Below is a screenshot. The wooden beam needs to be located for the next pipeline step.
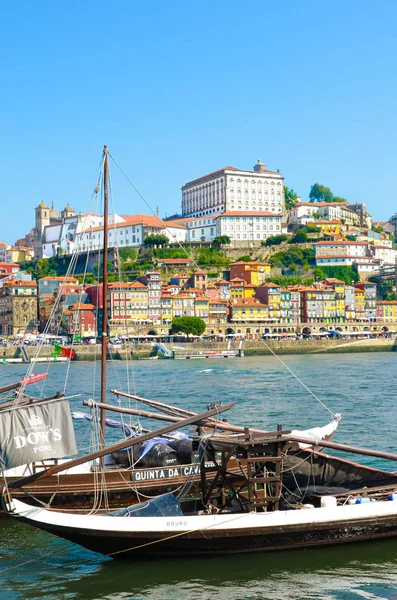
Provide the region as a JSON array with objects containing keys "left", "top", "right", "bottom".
[
  {"left": 110, "top": 389, "right": 290, "bottom": 437},
  {"left": 5, "top": 401, "right": 236, "bottom": 491}
]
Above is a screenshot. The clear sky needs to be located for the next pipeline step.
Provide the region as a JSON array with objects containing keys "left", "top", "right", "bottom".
[{"left": 1, "top": 0, "right": 396, "bottom": 244}]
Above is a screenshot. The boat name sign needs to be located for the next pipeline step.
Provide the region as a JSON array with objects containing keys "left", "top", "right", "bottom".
[
  {"left": 131, "top": 462, "right": 216, "bottom": 482},
  {"left": 0, "top": 400, "right": 77, "bottom": 470}
]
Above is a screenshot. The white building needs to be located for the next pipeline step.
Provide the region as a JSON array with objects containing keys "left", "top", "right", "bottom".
[
  {"left": 314, "top": 241, "right": 371, "bottom": 267},
  {"left": 288, "top": 202, "right": 321, "bottom": 224},
  {"left": 216, "top": 211, "right": 282, "bottom": 243},
  {"left": 370, "top": 244, "right": 397, "bottom": 266},
  {"left": 288, "top": 202, "right": 362, "bottom": 228},
  {"left": 165, "top": 215, "right": 217, "bottom": 242},
  {"left": 182, "top": 159, "right": 285, "bottom": 218},
  {"left": 41, "top": 212, "right": 103, "bottom": 258},
  {"left": 73, "top": 214, "right": 186, "bottom": 254}
]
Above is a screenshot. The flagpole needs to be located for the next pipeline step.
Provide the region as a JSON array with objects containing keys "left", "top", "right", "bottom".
[{"left": 100, "top": 145, "right": 109, "bottom": 449}]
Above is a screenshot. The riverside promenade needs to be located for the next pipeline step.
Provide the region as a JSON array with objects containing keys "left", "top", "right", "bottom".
[{"left": 1, "top": 337, "right": 396, "bottom": 362}]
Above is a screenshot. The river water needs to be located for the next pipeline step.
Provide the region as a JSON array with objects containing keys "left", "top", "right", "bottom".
[{"left": 0, "top": 353, "right": 397, "bottom": 600}]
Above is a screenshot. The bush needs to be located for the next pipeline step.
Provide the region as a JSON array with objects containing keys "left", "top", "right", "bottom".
[
  {"left": 269, "top": 246, "right": 315, "bottom": 270},
  {"left": 237, "top": 255, "right": 252, "bottom": 262},
  {"left": 197, "top": 248, "right": 230, "bottom": 267},
  {"left": 318, "top": 266, "right": 358, "bottom": 285},
  {"left": 288, "top": 231, "right": 308, "bottom": 244},
  {"left": 143, "top": 234, "right": 169, "bottom": 247},
  {"left": 119, "top": 248, "right": 138, "bottom": 262},
  {"left": 212, "top": 235, "right": 231, "bottom": 247},
  {"left": 262, "top": 234, "right": 289, "bottom": 247},
  {"left": 153, "top": 248, "right": 188, "bottom": 259}
]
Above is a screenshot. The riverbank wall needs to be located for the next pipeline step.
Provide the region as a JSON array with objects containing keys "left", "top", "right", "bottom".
[{"left": 2, "top": 337, "right": 396, "bottom": 362}]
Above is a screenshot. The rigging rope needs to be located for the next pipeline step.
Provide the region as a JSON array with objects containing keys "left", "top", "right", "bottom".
[{"left": 108, "top": 151, "right": 335, "bottom": 417}]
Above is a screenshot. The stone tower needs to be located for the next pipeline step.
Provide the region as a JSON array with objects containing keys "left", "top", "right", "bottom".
[
  {"left": 61, "top": 203, "right": 75, "bottom": 219},
  {"left": 35, "top": 201, "right": 50, "bottom": 238}
]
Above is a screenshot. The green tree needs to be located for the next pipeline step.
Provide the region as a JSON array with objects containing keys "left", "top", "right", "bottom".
[
  {"left": 289, "top": 231, "right": 308, "bottom": 244},
  {"left": 119, "top": 247, "right": 138, "bottom": 262},
  {"left": 237, "top": 255, "right": 252, "bottom": 262},
  {"left": 302, "top": 247, "right": 316, "bottom": 264},
  {"left": 375, "top": 279, "right": 395, "bottom": 300},
  {"left": 314, "top": 267, "right": 326, "bottom": 280},
  {"left": 263, "top": 234, "right": 289, "bottom": 246},
  {"left": 284, "top": 186, "right": 299, "bottom": 210},
  {"left": 171, "top": 316, "right": 206, "bottom": 336},
  {"left": 212, "top": 235, "right": 231, "bottom": 248},
  {"left": 143, "top": 234, "right": 169, "bottom": 247},
  {"left": 309, "top": 183, "right": 334, "bottom": 203}
]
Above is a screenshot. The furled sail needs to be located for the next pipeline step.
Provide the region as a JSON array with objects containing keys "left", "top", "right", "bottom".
[{"left": 0, "top": 400, "right": 77, "bottom": 469}]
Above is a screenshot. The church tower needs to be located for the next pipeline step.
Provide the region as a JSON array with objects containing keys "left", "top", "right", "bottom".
[{"left": 35, "top": 201, "right": 50, "bottom": 237}]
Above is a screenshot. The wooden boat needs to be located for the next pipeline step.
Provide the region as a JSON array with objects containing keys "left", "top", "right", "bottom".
[{"left": 6, "top": 427, "right": 397, "bottom": 558}]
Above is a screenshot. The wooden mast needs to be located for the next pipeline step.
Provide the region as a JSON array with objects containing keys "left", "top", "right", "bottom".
[{"left": 100, "top": 145, "right": 109, "bottom": 447}]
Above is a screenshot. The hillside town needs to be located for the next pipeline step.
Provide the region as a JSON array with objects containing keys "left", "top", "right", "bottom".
[{"left": 1, "top": 158, "right": 397, "bottom": 341}]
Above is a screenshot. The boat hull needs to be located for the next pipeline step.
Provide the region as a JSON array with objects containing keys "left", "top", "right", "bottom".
[
  {"left": 10, "top": 499, "right": 397, "bottom": 559},
  {"left": 2, "top": 460, "right": 244, "bottom": 512}
]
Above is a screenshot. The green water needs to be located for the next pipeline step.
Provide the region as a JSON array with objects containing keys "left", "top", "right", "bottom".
[{"left": 0, "top": 353, "right": 397, "bottom": 599}]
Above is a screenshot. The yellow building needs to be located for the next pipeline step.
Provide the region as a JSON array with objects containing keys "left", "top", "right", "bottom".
[
  {"left": 161, "top": 294, "right": 172, "bottom": 327},
  {"left": 194, "top": 296, "right": 209, "bottom": 324},
  {"left": 316, "top": 220, "right": 342, "bottom": 236},
  {"left": 354, "top": 286, "right": 366, "bottom": 321},
  {"left": 377, "top": 301, "right": 397, "bottom": 323},
  {"left": 229, "top": 298, "right": 269, "bottom": 324},
  {"left": 229, "top": 278, "right": 245, "bottom": 299},
  {"left": 229, "top": 261, "right": 271, "bottom": 286},
  {"left": 323, "top": 278, "right": 346, "bottom": 321},
  {"left": 254, "top": 283, "right": 281, "bottom": 321}
]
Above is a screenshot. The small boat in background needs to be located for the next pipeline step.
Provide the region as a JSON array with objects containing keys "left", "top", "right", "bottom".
[{"left": 20, "top": 372, "right": 49, "bottom": 386}]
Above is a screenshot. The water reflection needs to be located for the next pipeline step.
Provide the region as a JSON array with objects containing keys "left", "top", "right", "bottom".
[{"left": 6, "top": 530, "right": 397, "bottom": 600}]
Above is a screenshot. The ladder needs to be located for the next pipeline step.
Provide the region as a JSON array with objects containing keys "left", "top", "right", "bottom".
[{"left": 245, "top": 429, "right": 283, "bottom": 512}]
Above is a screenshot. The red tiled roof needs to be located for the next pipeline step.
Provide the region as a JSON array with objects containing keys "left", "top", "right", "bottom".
[
  {"left": 314, "top": 241, "right": 368, "bottom": 246},
  {"left": 81, "top": 214, "right": 186, "bottom": 233},
  {"left": 323, "top": 278, "right": 346, "bottom": 284},
  {"left": 108, "top": 281, "right": 147, "bottom": 289},
  {"left": 316, "top": 220, "right": 342, "bottom": 224},
  {"left": 230, "top": 261, "right": 270, "bottom": 266},
  {"left": 316, "top": 255, "right": 370, "bottom": 259},
  {"left": 5, "top": 280, "right": 37, "bottom": 287},
  {"left": 40, "top": 276, "right": 79, "bottom": 282},
  {"left": 155, "top": 258, "right": 193, "bottom": 264},
  {"left": 166, "top": 215, "right": 218, "bottom": 224},
  {"left": 231, "top": 298, "right": 267, "bottom": 307},
  {"left": 70, "top": 302, "right": 95, "bottom": 310}
]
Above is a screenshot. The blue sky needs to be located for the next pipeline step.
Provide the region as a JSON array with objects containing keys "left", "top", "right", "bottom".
[{"left": 1, "top": 0, "right": 396, "bottom": 244}]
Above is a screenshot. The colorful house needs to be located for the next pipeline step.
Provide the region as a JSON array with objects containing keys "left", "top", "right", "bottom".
[
  {"left": 254, "top": 283, "right": 281, "bottom": 321},
  {"left": 377, "top": 301, "right": 397, "bottom": 323},
  {"left": 229, "top": 261, "right": 271, "bottom": 286},
  {"left": 229, "top": 298, "right": 269, "bottom": 324}
]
